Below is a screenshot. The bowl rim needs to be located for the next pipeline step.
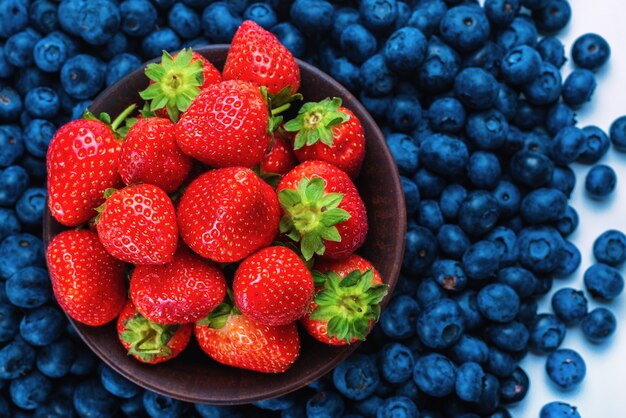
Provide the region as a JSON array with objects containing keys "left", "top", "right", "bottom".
[{"left": 43, "top": 44, "right": 407, "bottom": 404}]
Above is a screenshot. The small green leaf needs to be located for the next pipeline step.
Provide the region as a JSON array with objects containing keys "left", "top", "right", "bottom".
[
  {"left": 312, "top": 270, "right": 328, "bottom": 287},
  {"left": 278, "top": 189, "right": 301, "bottom": 208},
  {"left": 320, "top": 208, "right": 351, "bottom": 226},
  {"left": 320, "top": 226, "right": 341, "bottom": 242},
  {"left": 305, "top": 178, "right": 325, "bottom": 202},
  {"left": 320, "top": 193, "right": 343, "bottom": 209}
]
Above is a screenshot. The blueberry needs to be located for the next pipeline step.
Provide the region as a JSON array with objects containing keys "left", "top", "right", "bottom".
[
  {"left": 332, "top": 354, "right": 379, "bottom": 400},
  {"left": 555, "top": 206, "right": 579, "bottom": 237},
  {"left": 517, "top": 226, "right": 564, "bottom": 273},
  {"left": 533, "top": 0, "right": 571, "bottom": 33},
  {"left": 509, "top": 150, "right": 554, "bottom": 188},
  {"left": 386, "top": 133, "right": 419, "bottom": 176},
  {"left": 495, "top": 84, "right": 518, "bottom": 121},
  {"left": 28, "top": 0, "right": 59, "bottom": 34},
  {"left": 36, "top": 337, "right": 75, "bottom": 379},
  {"left": 394, "top": 1, "right": 411, "bottom": 29},
  {"left": 34, "top": 395, "right": 76, "bottom": 418},
  {"left": 467, "top": 151, "right": 501, "bottom": 189},
  {"left": 593, "top": 229, "right": 626, "bottom": 266},
  {"left": 437, "top": 224, "right": 471, "bottom": 259},
  {"left": 386, "top": 95, "right": 422, "bottom": 133},
  {"left": 70, "top": 345, "right": 97, "bottom": 376},
  {"left": 20, "top": 305, "right": 65, "bottom": 347},
  {"left": 497, "top": 267, "right": 535, "bottom": 298},
  {"left": 416, "top": 278, "right": 446, "bottom": 309},
  {"left": 33, "top": 32, "right": 70, "bottom": 72},
  {"left": 499, "top": 367, "right": 529, "bottom": 404},
  {"left": 462, "top": 240, "right": 500, "bottom": 282},
  {"left": 563, "top": 69, "right": 596, "bottom": 108},
  {"left": 6, "top": 266, "right": 50, "bottom": 308},
  {"left": 571, "top": 33, "right": 611, "bottom": 71},
  {"left": 428, "top": 97, "right": 466, "bottom": 134},
  {"left": 584, "top": 263, "right": 624, "bottom": 301},
  {"left": 486, "top": 347, "right": 517, "bottom": 377},
  {"left": 0, "top": 166, "right": 29, "bottom": 208},
  {"left": 360, "top": 54, "right": 396, "bottom": 97},
  {"left": 417, "top": 200, "right": 444, "bottom": 232},
  {"left": 20, "top": 156, "right": 47, "bottom": 180},
  {"left": 546, "top": 348, "right": 586, "bottom": 390},
  {"left": 518, "top": 299, "right": 539, "bottom": 326},
  {"left": 306, "top": 391, "right": 345, "bottom": 418},
  {"left": 458, "top": 191, "right": 500, "bottom": 237},
  {"left": 166, "top": 3, "right": 201, "bottom": 39},
  {"left": 74, "top": 379, "right": 119, "bottom": 417},
  {"left": 290, "top": 0, "right": 334, "bottom": 34},
  {"left": 438, "top": 185, "right": 466, "bottom": 221},
  {"left": 0, "top": 44, "right": 15, "bottom": 79},
  {"left": 100, "top": 32, "right": 129, "bottom": 61},
  {"left": 521, "top": 0, "right": 549, "bottom": 9},
  {"left": 453, "top": 290, "right": 484, "bottom": 331},
  {"left": 455, "top": 362, "right": 484, "bottom": 402},
  {"left": 24, "top": 86, "right": 60, "bottom": 119},
  {"left": 466, "top": 109, "right": 508, "bottom": 150},
  {"left": 431, "top": 259, "right": 467, "bottom": 291},
  {"left": 413, "top": 353, "right": 457, "bottom": 397},
  {"left": 488, "top": 320, "right": 529, "bottom": 352},
  {"left": 523, "top": 62, "right": 562, "bottom": 106},
  {"left": 418, "top": 36, "right": 462, "bottom": 93},
  {"left": 400, "top": 177, "right": 420, "bottom": 217},
  {"left": 581, "top": 307, "right": 617, "bottom": 344},
  {"left": 379, "top": 343, "right": 414, "bottom": 385},
  {"left": 417, "top": 298, "right": 465, "bottom": 349},
  {"left": 529, "top": 313, "right": 566, "bottom": 353},
  {"left": 486, "top": 227, "right": 519, "bottom": 266},
  {"left": 419, "top": 133, "right": 469, "bottom": 176},
  {"left": 359, "top": 91, "right": 391, "bottom": 119},
  {"left": 449, "top": 334, "right": 489, "bottom": 364},
  {"left": 5, "top": 29, "right": 42, "bottom": 68},
  {"left": 240, "top": 3, "right": 276, "bottom": 31},
  {"left": 60, "top": 54, "right": 106, "bottom": 100},
  {"left": 329, "top": 57, "right": 361, "bottom": 91},
  {"left": 408, "top": 0, "right": 448, "bottom": 37},
  {"left": 537, "top": 36, "right": 567, "bottom": 68},
  {"left": 484, "top": 0, "right": 520, "bottom": 28},
  {"left": 491, "top": 181, "right": 521, "bottom": 219},
  {"left": 15, "top": 66, "right": 54, "bottom": 96},
  {"left": 439, "top": 5, "right": 490, "bottom": 52},
  {"left": 106, "top": 53, "right": 142, "bottom": 87},
  {"left": 76, "top": 0, "right": 121, "bottom": 45},
  {"left": 610, "top": 115, "right": 626, "bottom": 151},
  {"left": 141, "top": 28, "right": 182, "bottom": 59},
  {"left": 384, "top": 27, "right": 427, "bottom": 73},
  {"left": 24, "top": 119, "right": 55, "bottom": 158},
  {"left": 513, "top": 100, "right": 546, "bottom": 131},
  {"left": 0, "top": 304, "right": 20, "bottom": 342},
  {"left": 546, "top": 103, "right": 576, "bottom": 136},
  {"left": 0, "top": 125, "right": 24, "bottom": 167},
  {"left": 10, "top": 370, "right": 52, "bottom": 410},
  {"left": 497, "top": 16, "right": 538, "bottom": 51},
  {"left": 359, "top": 0, "right": 398, "bottom": 33},
  {"left": 475, "top": 373, "right": 501, "bottom": 415},
  {"left": 534, "top": 276, "right": 554, "bottom": 296},
  {"left": 585, "top": 164, "right": 617, "bottom": 198},
  {"left": 549, "top": 166, "right": 576, "bottom": 198},
  {"left": 380, "top": 295, "right": 419, "bottom": 339},
  {"left": 0, "top": 233, "right": 44, "bottom": 279},
  {"left": 143, "top": 390, "right": 188, "bottom": 417},
  {"left": 501, "top": 45, "right": 541, "bottom": 85},
  {"left": 376, "top": 396, "right": 418, "bottom": 418},
  {"left": 352, "top": 395, "right": 383, "bottom": 418},
  {"left": 540, "top": 402, "right": 581, "bottom": 418},
  {"left": 477, "top": 283, "right": 519, "bottom": 323},
  {"left": 553, "top": 240, "right": 581, "bottom": 278},
  {"left": 520, "top": 188, "right": 567, "bottom": 224},
  {"left": 454, "top": 67, "right": 499, "bottom": 110},
  {"left": 402, "top": 225, "right": 437, "bottom": 275},
  {"left": 332, "top": 7, "right": 360, "bottom": 41},
  {"left": 98, "top": 364, "right": 140, "bottom": 399},
  {"left": 579, "top": 125, "right": 610, "bottom": 164},
  {"left": 0, "top": 86, "right": 23, "bottom": 123},
  {"left": 0, "top": 339, "right": 36, "bottom": 379},
  {"left": 340, "top": 24, "right": 377, "bottom": 65},
  {"left": 255, "top": 394, "right": 297, "bottom": 412},
  {"left": 0, "top": 0, "right": 29, "bottom": 38}
]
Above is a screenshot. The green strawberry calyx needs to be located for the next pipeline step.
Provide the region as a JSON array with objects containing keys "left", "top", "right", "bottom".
[
  {"left": 197, "top": 290, "right": 240, "bottom": 330},
  {"left": 284, "top": 97, "right": 349, "bottom": 150},
  {"left": 82, "top": 103, "right": 137, "bottom": 139},
  {"left": 139, "top": 48, "right": 204, "bottom": 123},
  {"left": 120, "top": 313, "right": 180, "bottom": 363},
  {"left": 310, "top": 269, "right": 389, "bottom": 343},
  {"left": 261, "top": 85, "right": 303, "bottom": 134},
  {"left": 278, "top": 176, "right": 351, "bottom": 261}
]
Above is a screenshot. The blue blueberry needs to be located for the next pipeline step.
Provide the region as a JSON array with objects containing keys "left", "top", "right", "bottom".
[
  {"left": 417, "top": 200, "right": 444, "bottom": 232},
  {"left": 593, "top": 229, "right": 626, "bottom": 266},
  {"left": 486, "top": 227, "right": 518, "bottom": 266},
  {"left": 521, "top": 0, "right": 549, "bottom": 9},
  {"left": 329, "top": 58, "right": 360, "bottom": 91},
  {"left": 340, "top": 24, "right": 377, "bottom": 64},
  {"left": 0, "top": 44, "right": 15, "bottom": 78},
  {"left": 458, "top": 191, "right": 500, "bottom": 237},
  {"left": 100, "top": 32, "right": 129, "bottom": 61},
  {"left": 0, "top": 86, "right": 23, "bottom": 123},
  {"left": 255, "top": 395, "right": 296, "bottom": 412},
  {"left": 380, "top": 295, "right": 419, "bottom": 339},
  {"left": 499, "top": 367, "right": 529, "bottom": 404},
  {"left": 522, "top": 130, "right": 551, "bottom": 154},
  {"left": 167, "top": 3, "right": 202, "bottom": 39},
  {"left": 306, "top": 391, "right": 344, "bottom": 418},
  {"left": 413, "top": 353, "right": 457, "bottom": 397},
  {"left": 384, "top": 27, "right": 427, "bottom": 73},
  {"left": 437, "top": 224, "right": 470, "bottom": 259},
  {"left": 534, "top": 276, "right": 554, "bottom": 296},
  {"left": 463, "top": 42, "right": 505, "bottom": 80},
  {"left": 28, "top": 0, "right": 58, "bottom": 34},
  {"left": 529, "top": 313, "right": 566, "bottom": 353},
  {"left": 15, "top": 66, "right": 54, "bottom": 96},
  {"left": 494, "top": 83, "right": 518, "bottom": 121},
  {"left": 518, "top": 299, "right": 539, "bottom": 326},
  {"left": 332, "top": 354, "right": 379, "bottom": 400},
  {"left": 0, "top": 166, "right": 29, "bottom": 207},
  {"left": 58, "top": 0, "right": 88, "bottom": 36},
  {"left": 454, "top": 67, "right": 499, "bottom": 109},
  {"left": 466, "top": 109, "right": 508, "bottom": 150},
  {"left": 555, "top": 206, "right": 579, "bottom": 237},
  {"left": 0, "top": 233, "right": 44, "bottom": 280},
  {"left": 487, "top": 347, "right": 517, "bottom": 377},
  {"left": 98, "top": 364, "right": 140, "bottom": 399},
  {"left": 402, "top": 225, "right": 437, "bottom": 275},
  {"left": 521, "top": 188, "right": 567, "bottom": 224},
  {"left": 455, "top": 362, "right": 484, "bottom": 402},
  {"left": 477, "top": 283, "right": 519, "bottom": 323},
  {"left": 61, "top": 54, "right": 106, "bottom": 100},
  {"left": 143, "top": 390, "right": 188, "bottom": 417},
  {"left": 579, "top": 125, "right": 610, "bottom": 164},
  {"left": 581, "top": 307, "right": 617, "bottom": 344},
  {"left": 419, "top": 133, "right": 469, "bottom": 176},
  {"left": 551, "top": 288, "right": 588, "bottom": 325},
  {"left": 359, "top": 0, "right": 398, "bottom": 33},
  {"left": 610, "top": 115, "right": 626, "bottom": 151},
  {"left": 408, "top": 0, "right": 448, "bottom": 37},
  {"left": 563, "top": 69, "right": 596, "bottom": 108},
  {"left": 20, "top": 305, "right": 65, "bottom": 347},
  {"left": 523, "top": 62, "right": 562, "bottom": 105},
  {"left": 0, "top": 303, "right": 20, "bottom": 342},
  {"left": 394, "top": 1, "right": 411, "bottom": 29},
  {"left": 376, "top": 396, "right": 418, "bottom": 418},
  {"left": 537, "top": 36, "right": 566, "bottom": 69},
  {"left": 0, "top": 126, "right": 24, "bottom": 168},
  {"left": 106, "top": 53, "right": 142, "bottom": 87},
  {"left": 517, "top": 226, "right": 564, "bottom": 273},
  {"left": 352, "top": 395, "right": 383, "bottom": 418},
  {"left": 571, "top": 33, "right": 611, "bottom": 71},
  {"left": 24, "top": 87, "right": 59, "bottom": 119},
  {"left": 243, "top": 4, "right": 278, "bottom": 31},
  {"left": 467, "top": 151, "right": 501, "bottom": 189},
  {"left": 549, "top": 165, "right": 576, "bottom": 198},
  {"left": 418, "top": 36, "right": 461, "bottom": 93},
  {"left": 359, "top": 91, "right": 391, "bottom": 119},
  {"left": 417, "top": 298, "right": 465, "bottom": 349},
  {"left": 10, "top": 370, "right": 52, "bottom": 410},
  {"left": 487, "top": 321, "right": 529, "bottom": 352},
  {"left": 450, "top": 334, "right": 489, "bottom": 364},
  {"left": 431, "top": 259, "right": 467, "bottom": 292},
  {"left": 497, "top": 16, "right": 538, "bottom": 51},
  {"left": 497, "top": 267, "right": 535, "bottom": 298},
  {"left": 553, "top": 240, "right": 581, "bottom": 278},
  {"left": 540, "top": 402, "right": 581, "bottom": 418},
  {"left": 439, "top": 5, "right": 490, "bottom": 52},
  {"left": 36, "top": 337, "right": 75, "bottom": 379},
  {"left": 453, "top": 290, "right": 484, "bottom": 331},
  {"left": 546, "top": 103, "right": 576, "bottom": 136},
  {"left": 415, "top": 278, "right": 446, "bottom": 309},
  {"left": 77, "top": 0, "right": 121, "bottom": 45},
  {"left": 6, "top": 266, "right": 50, "bottom": 308},
  {"left": 379, "top": 343, "right": 414, "bottom": 384},
  {"left": 33, "top": 395, "right": 76, "bottom": 418},
  {"left": 0, "top": 339, "right": 36, "bottom": 379},
  {"left": 584, "top": 263, "right": 624, "bottom": 301},
  {"left": 491, "top": 181, "right": 521, "bottom": 219},
  {"left": 475, "top": 373, "right": 501, "bottom": 415},
  {"left": 360, "top": 54, "right": 396, "bottom": 97},
  {"left": 386, "top": 95, "right": 422, "bottom": 133},
  {"left": 0, "top": 0, "right": 29, "bottom": 38},
  {"left": 513, "top": 100, "right": 546, "bottom": 131},
  {"left": 585, "top": 164, "right": 617, "bottom": 198},
  {"left": 290, "top": 0, "right": 334, "bottom": 34},
  {"left": 33, "top": 32, "right": 71, "bottom": 73},
  {"left": 332, "top": 7, "right": 360, "bottom": 41},
  {"left": 533, "top": 0, "right": 571, "bottom": 33},
  {"left": 546, "top": 348, "right": 586, "bottom": 390},
  {"left": 501, "top": 45, "right": 541, "bottom": 85},
  {"left": 142, "top": 28, "right": 182, "bottom": 59},
  {"left": 5, "top": 29, "right": 42, "bottom": 68},
  {"left": 509, "top": 150, "right": 554, "bottom": 188},
  {"left": 484, "top": 0, "right": 520, "bottom": 28},
  {"left": 428, "top": 97, "right": 466, "bottom": 134},
  {"left": 401, "top": 176, "right": 420, "bottom": 217},
  {"left": 74, "top": 379, "right": 118, "bottom": 418},
  {"left": 386, "top": 133, "right": 419, "bottom": 176},
  {"left": 24, "top": 119, "right": 55, "bottom": 158},
  {"left": 70, "top": 345, "right": 97, "bottom": 376},
  {"left": 439, "top": 184, "right": 467, "bottom": 221},
  {"left": 462, "top": 240, "right": 500, "bottom": 281}
]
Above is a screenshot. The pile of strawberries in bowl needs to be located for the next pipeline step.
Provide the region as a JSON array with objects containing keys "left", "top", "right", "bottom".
[{"left": 44, "top": 21, "right": 389, "bottom": 374}]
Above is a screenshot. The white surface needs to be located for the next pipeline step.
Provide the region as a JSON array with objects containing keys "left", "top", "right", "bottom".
[{"left": 507, "top": 1, "right": 626, "bottom": 417}]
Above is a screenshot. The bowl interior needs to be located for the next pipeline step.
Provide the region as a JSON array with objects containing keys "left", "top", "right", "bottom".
[{"left": 43, "top": 45, "right": 406, "bottom": 405}]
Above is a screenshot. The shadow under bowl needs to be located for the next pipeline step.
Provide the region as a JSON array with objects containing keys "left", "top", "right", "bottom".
[{"left": 43, "top": 45, "right": 406, "bottom": 405}]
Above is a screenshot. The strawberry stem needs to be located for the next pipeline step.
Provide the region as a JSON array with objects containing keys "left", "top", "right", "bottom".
[
  {"left": 111, "top": 104, "right": 138, "bottom": 132},
  {"left": 119, "top": 313, "right": 178, "bottom": 363}
]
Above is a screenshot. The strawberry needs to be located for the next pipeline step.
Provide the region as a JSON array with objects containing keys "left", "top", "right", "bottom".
[
  {"left": 233, "top": 246, "right": 314, "bottom": 326},
  {"left": 130, "top": 246, "right": 227, "bottom": 324},
  {"left": 118, "top": 117, "right": 193, "bottom": 193},
  {"left": 177, "top": 167, "right": 280, "bottom": 263},
  {"left": 46, "top": 230, "right": 126, "bottom": 326},
  {"left": 117, "top": 300, "right": 192, "bottom": 365},
  {"left": 276, "top": 160, "right": 368, "bottom": 261},
  {"left": 175, "top": 80, "right": 272, "bottom": 168},
  {"left": 47, "top": 106, "right": 136, "bottom": 227},
  {"left": 285, "top": 98, "right": 365, "bottom": 179},
  {"left": 260, "top": 129, "right": 297, "bottom": 176},
  {"left": 194, "top": 295, "right": 300, "bottom": 373},
  {"left": 223, "top": 20, "right": 300, "bottom": 96},
  {"left": 300, "top": 254, "right": 388, "bottom": 346},
  {"left": 140, "top": 49, "right": 220, "bottom": 122},
  {"left": 96, "top": 184, "right": 178, "bottom": 265}
]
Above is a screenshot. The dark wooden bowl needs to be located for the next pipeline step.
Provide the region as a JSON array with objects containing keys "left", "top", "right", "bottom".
[{"left": 43, "top": 45, "right": 406, "bottom": 405}]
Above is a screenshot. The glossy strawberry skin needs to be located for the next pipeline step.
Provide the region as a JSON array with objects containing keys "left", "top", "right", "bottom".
[
  {"left": 260, "top": 131, "right": 297, "bottom": 175},
  {"left": 47, "top": 119, "right": 123, "bottom": 226},
  {"left": 277, "top": 161, "right": 368, "bottom": 259},
  {"left": 96, "top": 184, "right": 178, "bottom": 265},
  {"left": 117, "top": 300, "right": 192, "bottom": 365},
  {"left": 293, "top": 107, "right": 365, "bottom": 179},
  {"left": 191, "top": 51, "right": 222, "bottom": 89},
  {"left": 234, "top": 246, "right": 314, "bottom": 326},
  {"left": 223, "top": 20, "right": 300, "bottom": 95},
  {"left": 177, "top": 167, "right": 280, "bottom": 263},
  {"left": 118, "top": 117, "right": 192, "bottom": 193},
  {"left": 130, "top": 247, "right": 227, "bottom": 324},
  {"left": 175, "top": 80, "right": 271, "bottom": 168},
  {"left": 46, "top": 230, "right": 126, "bottom": 326},
  {"left": 194, "top": 314, "right": 300, "bottom": 373},
  {"left": 300, "top": 254, "right": 383, "bottom": 346}
]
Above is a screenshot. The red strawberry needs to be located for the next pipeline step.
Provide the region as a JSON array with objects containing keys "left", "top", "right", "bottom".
[
  {"left": 233, "top": 246, "right": 314, "bottom": 326},
  {"left": 118, "top": 117, "right": 193, "bottom": 193},
  {"left": 276, "top": 160, "right": 368, "bottom": 261},
  {"left": 223, "top": 20, "right": 300, "bottom": 96},
  {"left": 194, "top": 297, "right": 300, "bottom": 373},
  {"left": 46, "top": 230, "right": 126, "bottom": 326},
  {"left": 130, "top": 246, "right": 227, "bottom": 324},
  {"left": 300, "top": 254, "right": 388, "bottom": 346},
  {"left": 175, "top": 80, "right": 272, "bottom": 168},
  {"left": 117, "top": 300, "right": 192, "bottom": 365},
  {"left": 260, "top": 130, "right": 297, "bottom": 176},
  {"left": 96, "top": 184, "right": 178, "bottom": 265},
  {"left": 47, "top": 106, "right": 136, "bottom": 226},
  {"left": 285, "top": 98, "right": 365, "bottom": 179},
  {"left": 140, "top": 49, "right": 220, "bottom": 122},
  {"left": 177, "top": 167, "right": 280, "bottom": 263}
]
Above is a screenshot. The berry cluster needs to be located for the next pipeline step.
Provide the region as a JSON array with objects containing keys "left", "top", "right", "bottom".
[{"left": 0, "top": 0, "right": 625, "bottom": 417}]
